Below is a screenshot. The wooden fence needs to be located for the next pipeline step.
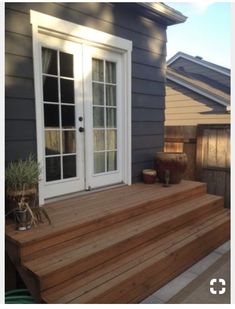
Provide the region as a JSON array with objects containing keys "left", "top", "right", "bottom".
[
  {"left": 164, "top": 126, "right": 197, "bottom": 180},
  {"left": 196, "top": 124, "right": 230, "bottom": 208},
  {"left": 164, "top": 125, "right": 230, "bottom": 208}
]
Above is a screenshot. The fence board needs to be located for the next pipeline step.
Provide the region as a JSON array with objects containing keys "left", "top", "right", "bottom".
[
  {"left": 225, "top": 172, "right": 230, "bottom": 209},
  {"left": 164, "top": 126, "right": 196, "bottom": 180},
  {"left": 164, "top": 142, "right": 183, "bottom": 153},
  {"left": 183, "top": 143, "right": 196, "bottom": 180},
  {"left": 196, "top": 124, "right": 230, "bottom": 208},
  {"left": 165, "top": 124, "right": 230, "bottom": 208}
]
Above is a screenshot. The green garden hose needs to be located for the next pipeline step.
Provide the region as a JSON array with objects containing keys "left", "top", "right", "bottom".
[{"left": 5, "top": 289, "right": 37, "bottom": 304}]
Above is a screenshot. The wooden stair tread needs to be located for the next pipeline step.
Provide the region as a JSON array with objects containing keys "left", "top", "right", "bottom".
[
  {"left": 23, "top": 194, "right": 222, "bottom": 277},
  {"left": 42, "top": 209, "right": 230, "bottom": 303},
  {"left": 5, "top": 181, "right": 206, "bottom": 246},
  {"left": 59, "top": 212, "right": 230, "bottom": 304},
  {"left": 5, "top": 180, "right": 230, "bottom": 304}
]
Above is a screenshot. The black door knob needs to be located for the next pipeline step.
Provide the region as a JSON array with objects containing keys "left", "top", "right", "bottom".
[
  {"left": 78, "top": 116, "right": 83, "bottom": 121},
  {"left": 79, "top": 127, "right": 85, "bottom": 132}
]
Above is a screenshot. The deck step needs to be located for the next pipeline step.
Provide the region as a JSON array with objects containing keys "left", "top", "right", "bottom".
[
  {"left": 6, "top": 181, "right": 206, "bottom": 260},
  {"left": 42, "top": 209, "right": 230, "bottom": 303},
  {"left": 23, "top": 194, "right": 223, "bottom": 291},
  {"left": 5, "top": 181, "right": 230, "bottom": 304}
]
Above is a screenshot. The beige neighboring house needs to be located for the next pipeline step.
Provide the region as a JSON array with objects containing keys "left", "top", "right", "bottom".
[{"left": 165, "top": 52, "right": 230, "bottom": 126}]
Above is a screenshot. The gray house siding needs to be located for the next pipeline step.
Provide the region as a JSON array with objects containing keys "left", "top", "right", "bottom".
[{"left": 5, "top": 2, "right": 167, "bottom": 182}]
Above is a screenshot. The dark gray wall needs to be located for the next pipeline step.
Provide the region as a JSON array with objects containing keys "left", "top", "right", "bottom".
[{"left": 5, "top": 2, "right": 167, "bottom": 182}]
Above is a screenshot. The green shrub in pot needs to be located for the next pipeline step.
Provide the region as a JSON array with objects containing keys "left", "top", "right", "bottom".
[{"left": 5, "top": 154, "right": 51, "bottom": 230}]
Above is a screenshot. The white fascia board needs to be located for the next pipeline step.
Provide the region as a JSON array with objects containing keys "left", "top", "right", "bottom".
[
  {"left": 167, "top": 52, "right": 230, "bottom": 77},
  {"left": 139, "top": 3, "right": 187, "bottom": 24},
  {"left": 167, "top": 75, "right": 229, "bottom": 108},
  {"left": 30, "top": 10, "right": 132, "bottom": 53}
]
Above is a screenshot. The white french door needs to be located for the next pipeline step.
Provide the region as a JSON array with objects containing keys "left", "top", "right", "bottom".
[
  {"left": 38, "top": 35, "right": 123, "bottom": 199},
  {"left": 83, "top": 46, "right": 123, "bottom": 189}
]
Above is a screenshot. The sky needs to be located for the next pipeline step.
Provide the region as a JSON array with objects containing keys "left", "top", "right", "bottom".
[{"left": 165, "top": 2, "right": 231, "bottom": 68}]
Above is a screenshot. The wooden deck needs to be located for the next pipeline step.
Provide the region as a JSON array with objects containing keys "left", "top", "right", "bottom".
[{"left": 5, "top": 180, "right": 230, "bottom": 303}]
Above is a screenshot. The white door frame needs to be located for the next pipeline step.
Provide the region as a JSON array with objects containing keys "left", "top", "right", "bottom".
[{"left": 31, "top": 10, "right": 132, "bottom": 205}]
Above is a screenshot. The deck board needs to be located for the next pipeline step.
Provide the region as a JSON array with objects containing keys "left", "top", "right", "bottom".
[
  {"left": 43, "top": 210, "right": 229, "bottom": 303},
  {"left": 6, "top": 180, "right": 206, "bottom": 246},
  {"left": 24, "top": 194, "right": 221, "bottom": 274},
  {"left": 72, "top": 215, "right": 229, "bottom": 303},
  {"left": 5, "top": 180, "right": 230, "bottom": 304}
]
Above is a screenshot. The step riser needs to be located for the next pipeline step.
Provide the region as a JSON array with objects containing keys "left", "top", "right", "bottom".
[
  {"left": 41, "top": 211, "right": 228, "bottom": 303},
  {"left": 129, "top": 222, "right": 230, "bottom": 304},
  {"left": 39, "top": 197, "right": 222, "bottom": 291},
  {"left": 21, "top": 184, "right": 207, "bottom": 261},
  {"left": 82, "top": 219, "right": 230, "bottom": 303}
]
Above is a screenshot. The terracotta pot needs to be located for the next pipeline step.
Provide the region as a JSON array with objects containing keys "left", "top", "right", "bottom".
[
  {"left": 155, "top": 152, "right": 188, "bottom": 184},
  {"left": 142, "top": 169, "right": 157, "bottom": 184}
]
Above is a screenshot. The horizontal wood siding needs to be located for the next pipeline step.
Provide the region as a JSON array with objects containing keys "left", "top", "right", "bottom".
[
  {"left": 165, "top": 81, "right": 230, "bottom": 126},
  {"left": 5, "top": 3, "right": 37, "bottom": 161},
  {"left": 5, "top": 3, "right": 166, "bottom": 181}
]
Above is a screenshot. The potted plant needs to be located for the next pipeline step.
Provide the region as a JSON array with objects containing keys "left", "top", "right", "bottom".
[{"left": 5, "top": 154, "right": 51, "bottom": 230}]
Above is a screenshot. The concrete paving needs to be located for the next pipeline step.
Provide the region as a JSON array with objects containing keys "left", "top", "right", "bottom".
[{"left": 141, "top": 241, "right": 230, "bottom": 304}]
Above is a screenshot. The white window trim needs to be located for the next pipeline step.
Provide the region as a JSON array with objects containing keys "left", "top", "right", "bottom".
[
  {"left": 30, "top": 10, "right": 132, "bottom": 205},
  {"left": 30, "top": 10, "right": 132, "bottom": 52}
]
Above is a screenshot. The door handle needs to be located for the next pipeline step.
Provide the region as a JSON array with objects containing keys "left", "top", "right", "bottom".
[{"left": 79, "top": 127, "right": 85, "bottom": 133}]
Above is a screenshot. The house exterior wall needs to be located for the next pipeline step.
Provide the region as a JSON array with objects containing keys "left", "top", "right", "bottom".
[
  {"left": 5, "top": 2, "right": 167, "bottom": 182},
  {"left": 165, "top": 80, "right": 230, "bottom": 126}
]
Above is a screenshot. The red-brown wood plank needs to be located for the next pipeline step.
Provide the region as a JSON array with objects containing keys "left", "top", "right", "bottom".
[
  {"left": 42, "top": 209, "right": 227, "bottom": 303},
  {"left": 6, "top": 181, "right": 206, "bottom": 256},
  {"left": 23, "top": 194, "right": 222, "bottom": 290},
  {"left": 5, "top": 180, "right": 230, "bottom": 304},
  {"left": 42, "top": 209, "right": 229, "bottom": 303},
  {"left": 71, "top": 214, "right": 230, "bottom": 303}
]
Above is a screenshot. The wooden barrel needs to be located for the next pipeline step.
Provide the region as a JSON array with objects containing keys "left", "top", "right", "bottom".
[{"left": 155, "top": 152, "right": 188, "bottom": 184}]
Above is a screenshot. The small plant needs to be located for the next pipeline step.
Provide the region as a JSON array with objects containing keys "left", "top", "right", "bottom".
[
  {"left": 12, "top": 191, "right": 51, "bottom": 230},
  {"left": 5, "top": 154, "right": 51, "bottom": 230},
  {"left": 5, "top": 153, "right": 41, "bottom": 193}
]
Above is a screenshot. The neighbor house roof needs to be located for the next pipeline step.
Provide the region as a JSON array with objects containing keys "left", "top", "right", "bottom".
[{"left": 166, "top": 52, "right": 230, "bottom": 111}]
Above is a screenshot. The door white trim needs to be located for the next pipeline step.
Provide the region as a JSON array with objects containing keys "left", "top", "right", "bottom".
[
  {"left": 31, "top": 10, "right": 132, "bottom": 205},
  {"left": 30, "top": 10, "right": 132, "bottom": 52}
]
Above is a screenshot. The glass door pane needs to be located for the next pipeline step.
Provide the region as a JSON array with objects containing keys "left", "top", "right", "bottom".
[
  {"left": 42, "top": 47, "right": 77, "bottom": 182},
  {"left": 92, "top": 59, "right": 117, "bottom": 174}
]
